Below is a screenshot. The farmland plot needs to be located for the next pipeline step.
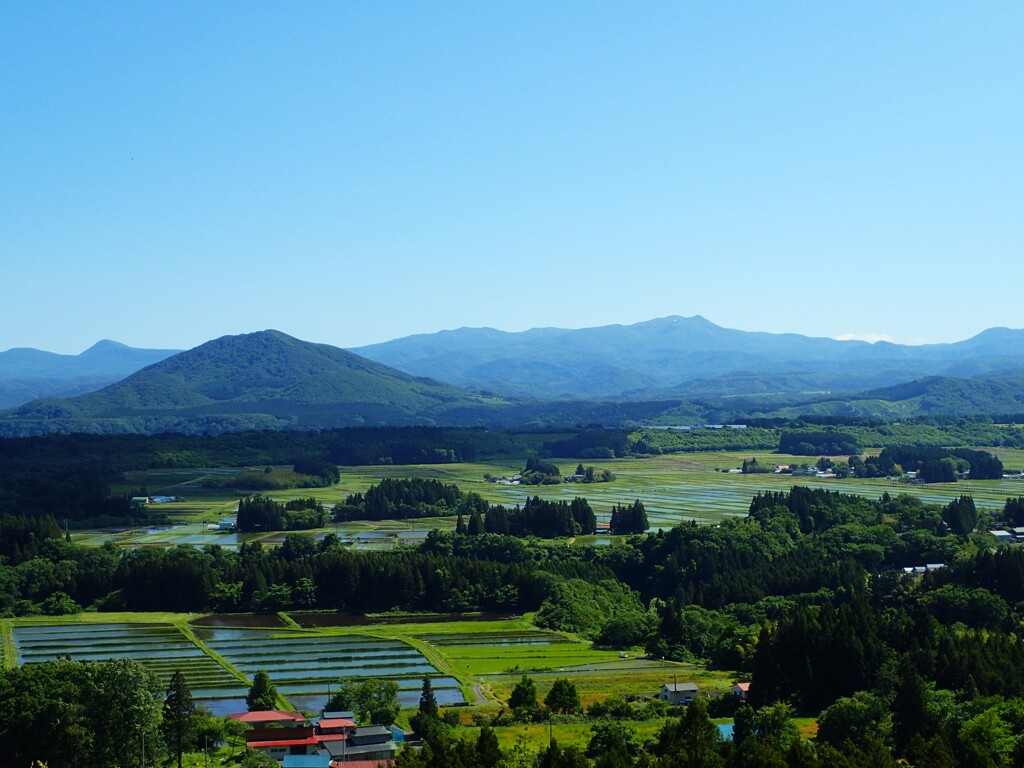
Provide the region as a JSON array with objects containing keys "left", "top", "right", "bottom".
[
  {"left": 11, "top": 622, "right": 248, "bottom": 714},
  {"left": 194, "top": 627, "right": 464, "bottom": 713},
  {"left": 413, "top": 625, "right": 711, "bottom": 709}
]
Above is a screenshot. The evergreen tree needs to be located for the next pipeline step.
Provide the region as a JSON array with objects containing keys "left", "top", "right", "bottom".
[
  {"left": 162, "top": 670, "right": 196, "bottom": 768},
  {"left": 943, "top": 495, "right": 978, "bottom": 536},
  {"left": 246, "top": 669, "right": 278, "bottom": 711},
  {"left": 892, "top": 657, "right": 928, "bottom": 754},
  {"left": 476, "top": 725, "right": 503, "bottom": 768},
  {"left": 418, "top": 676, "right": 439, "bottom": 720}
]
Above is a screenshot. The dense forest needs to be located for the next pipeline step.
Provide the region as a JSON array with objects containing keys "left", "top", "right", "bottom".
[{"left": 6, "top": 485, "right": 1024, "bottom": 765}]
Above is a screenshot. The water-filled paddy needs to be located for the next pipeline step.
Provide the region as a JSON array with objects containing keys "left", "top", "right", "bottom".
[
  {"left": 11, "top": 622, "right": 247, "bottom": 703},
  {"left": 199, "top": 628, "right": 447, "bottom": 692},
  {"left": 191, "top": 613, "right": 287, "bottom": 628},
  {"left": 289, "top": 612, "right": 519, "bottom": 628}
]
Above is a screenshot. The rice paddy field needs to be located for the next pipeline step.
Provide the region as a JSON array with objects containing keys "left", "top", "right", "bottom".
[
  {"left": 1, "top": 612, "right": 700, "bottom": 720},
  {"left": 92, "top": 450, "right": 1024, "bottom": 550}
]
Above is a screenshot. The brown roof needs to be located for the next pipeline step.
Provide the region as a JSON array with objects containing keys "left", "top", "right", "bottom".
[
  {"left": 247, "top": 727, "right": 315, "bottom": 743},
  {"left": 247, "top": 736, "right": 319, "bottom": 748}
]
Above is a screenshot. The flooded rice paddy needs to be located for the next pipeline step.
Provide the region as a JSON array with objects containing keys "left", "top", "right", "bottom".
[{"left": 11, "top": 620, "right": 464, "bottom": 714}]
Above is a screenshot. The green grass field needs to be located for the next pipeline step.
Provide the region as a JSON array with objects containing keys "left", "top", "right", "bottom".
[{"left": 98, "top": 451, "right": 1024, "bottom": 550}]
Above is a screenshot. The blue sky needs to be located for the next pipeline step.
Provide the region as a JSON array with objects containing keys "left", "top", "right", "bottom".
[{"left": 2, "top": 2, "right": 1021, "bottom": 354}]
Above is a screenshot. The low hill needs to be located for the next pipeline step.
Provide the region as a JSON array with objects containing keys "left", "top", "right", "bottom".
[
  {"left": 701, "top": 373, "right": 1024, "bottom": 422},
  {"left": 0, "top": 331, "right": 516, "bottom": 435}
]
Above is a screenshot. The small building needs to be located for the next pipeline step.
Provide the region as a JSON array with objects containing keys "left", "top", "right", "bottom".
[
  {"left": 245, "top": 728, "right": 319, "bottom": 761},
  {"left": 324, "top": 725, "right": 398, "bottom": 763},
  {"left": 130, "top": 496, "right": 149, "bottom": 506},
  {"left": 322, "top": 711, "right": 357, "bottom": 722},
  {"left": 902, "top": 563, "right": 946, "bottom": 577},
  {"left": 660, "top": 681, "right": 699, "bottom": 705},
  {"left": 229, "top": 711, "right": 315, "bottom": 762},
  {"left": 283, "top": 756, "right": 330, "bottom": 768},
  {"left": 732, "top": 682, "right": 751, "bottom": 700},
  {"left": 990, "top": 530, "right": 1015, "bottom": 544}
]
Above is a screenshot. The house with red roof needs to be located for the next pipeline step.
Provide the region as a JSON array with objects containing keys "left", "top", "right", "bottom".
[{"left": 229, "top": 709, "right": 396, "bottom": 765}]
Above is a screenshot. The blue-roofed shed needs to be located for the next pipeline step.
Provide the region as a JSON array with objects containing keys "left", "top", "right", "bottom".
[{"left": 282, "top": 756, "right": 329, "bottom": 768}]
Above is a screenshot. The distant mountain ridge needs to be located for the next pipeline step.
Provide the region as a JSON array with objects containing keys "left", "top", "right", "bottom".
[
  {"left": 2, "top": 319, "right": 1022, "bottom": 436},
  {"left": 0, "top": 330, "right": 515, "bottom": 435},
  {"left": 0, "top": 340, "right": 180, "bottom": 408},
  {"left": 352, "top": 316, "right": 1024, "bottom": 400}
]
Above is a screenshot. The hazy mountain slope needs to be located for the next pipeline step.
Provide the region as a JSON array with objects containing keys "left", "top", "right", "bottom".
[
  {"left": 0, "top": 340, "right": 180, "bottom": 408},
  {"left": 709, "top": 373, "right": 1024, "bottom": 421}
]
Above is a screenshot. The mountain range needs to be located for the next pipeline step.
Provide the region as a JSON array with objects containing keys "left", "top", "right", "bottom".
[
  {"left": 1, "top": 317, "right": 1022, "bottom": 435},
  {"left": 351, "top": 316, "right": 1024, "bottom": 400}
]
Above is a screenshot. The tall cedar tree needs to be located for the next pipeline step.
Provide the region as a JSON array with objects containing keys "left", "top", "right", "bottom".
[
  {"left": 162, "top": 670, "right": 196, "bottom": 768},
  {"left": 418, "top": 676, "right": 439, "bottom": 719}
]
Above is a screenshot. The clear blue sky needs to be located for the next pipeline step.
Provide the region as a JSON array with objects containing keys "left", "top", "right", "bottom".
[{"left": 2, "top": 2, "right": 1021, "bottom": 354}]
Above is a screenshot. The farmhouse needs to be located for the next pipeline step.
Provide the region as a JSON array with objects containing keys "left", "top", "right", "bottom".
[
  {"left": 989, "top": 530, "right": 1015, "bottom": 544},
  {"left": 660, "top": 681, "right": 699, "bottom": 705},
  {"left": 323, "top": 725, "right": 399, "bottom": 763},
  {"left": 732, "top": 682, "right": 751, "bottom": 700},
  {"left": 229, "top": 710, "right": 398, "bottom": 765}
]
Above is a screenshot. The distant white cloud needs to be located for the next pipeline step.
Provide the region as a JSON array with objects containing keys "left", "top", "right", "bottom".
[{"left": 834, "top": 332, "right": 897, "bottom": 344}]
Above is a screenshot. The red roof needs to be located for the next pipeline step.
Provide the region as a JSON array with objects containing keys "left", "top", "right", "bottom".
[
  {"left": 734, "top": 682, "right": 751, "bottom": 691},
  {"left": 247, "top": 736, "right": 319, "bottom": 748},
  {"left": 315, "top": 733, "right": 348, "bottom": 743},
  {"left": 318, "top": 718, "right": 356, "bottom": 730},
  {"left": 229, "top": 710, "right": 307, "bottom": 724}
]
